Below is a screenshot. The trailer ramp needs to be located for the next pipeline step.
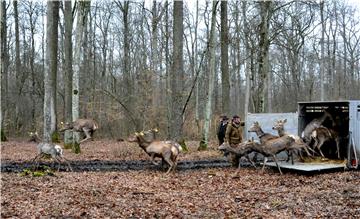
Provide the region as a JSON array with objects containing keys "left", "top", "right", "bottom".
[{"left": 265, "top": 160, "right": 346, "bottom": 172}]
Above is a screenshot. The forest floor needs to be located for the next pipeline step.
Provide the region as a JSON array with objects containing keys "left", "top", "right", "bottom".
[{"left": 1, "top": 139, "right": 360, "bottom": 218}]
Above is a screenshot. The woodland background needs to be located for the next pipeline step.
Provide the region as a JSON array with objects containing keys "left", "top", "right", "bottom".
[{"left": 1, "top": 0, "right": 360, "bottom": 145}]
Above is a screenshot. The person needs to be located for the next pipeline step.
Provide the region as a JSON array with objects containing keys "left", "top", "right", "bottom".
[
  {"left": 217, "top": 115, "right": 229, "bottom": 146},
  {"left": 224, "top": 115, "right": 245, "bottom": 166}
]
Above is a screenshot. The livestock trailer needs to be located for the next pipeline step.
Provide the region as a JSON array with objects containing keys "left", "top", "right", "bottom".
[
  {"left": 245, "top": 100, "right": 360, "bottom": 172},
  {"left": 298, "top": 100, "right": 359, "bottom": 169}
]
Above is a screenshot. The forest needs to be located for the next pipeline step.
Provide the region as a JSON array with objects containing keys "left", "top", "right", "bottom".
[
  {"left": 1, "top": 0, "right": 360, "bottom": 144},
  {"left": 2, "top": 1, "right": 360, "bottom": 218}
]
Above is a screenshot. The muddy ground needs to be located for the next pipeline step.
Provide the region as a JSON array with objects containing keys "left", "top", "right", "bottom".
[{"left": 1, "top": 140, "right": 360, "bottom": 218}]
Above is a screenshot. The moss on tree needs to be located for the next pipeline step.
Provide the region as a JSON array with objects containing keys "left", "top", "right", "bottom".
[
  {"left": 72, "top": 141, "right": 81, "bottom": 154},
  {"left": 178, "top": 138, "right": 188, "bottom": 152},
  {"left": 198, "top": 139, "right": 208, "bottom": 151},
  {"left": 51, "top": 131, "right": 60, "bottom": 143},
  {"left": 1, "top": 129, "right": 7, "bottom": 142}
]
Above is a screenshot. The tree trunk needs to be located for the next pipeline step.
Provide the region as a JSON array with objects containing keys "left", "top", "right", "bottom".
[
  {"left": 64, "top": 0, "right": 74, "bottom": 148},
  {"left": 72, "top": 1, "right": 90, "bottom": 152},
  {"left": 170, "top": 1, "right": 184, "bottom": 141},
  {"left": 242, "top": 1, "right": 250, "bottom": 118},
  {"left": 43, "top": 1, "right": 59, "bottom": 142},
  {"left": 1, "top": 0, "right": 8, "bottom": 134},
  {"left": 13, "top": 0, "right": 21, "bottom": 132},
  {"left": 199, "top": 1, "right": 218, "bottom": 150},
  {"left": 257, "top": 1, "right": 272, "bottom": 113},
  {"left": 64, "top": 0, "right": 73, "bottom": 122},
  {"left": 320, "top": 0, "right": 325, "bottom": 101},
  {"left": 220, "top": 1, "right": 230, "bottom": 115}
]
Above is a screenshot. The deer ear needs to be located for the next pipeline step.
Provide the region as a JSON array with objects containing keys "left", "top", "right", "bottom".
[
  {"left": 140, "top": 132, "right": 144, "bottom": 136},
  {"left": 135, "top": 132, "right": 139, "bottom": 136},
  {"left": 153, "top": 128, "right": 159, "bottom": 133}
]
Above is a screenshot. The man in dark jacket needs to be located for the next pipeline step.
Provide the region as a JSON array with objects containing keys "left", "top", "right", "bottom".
[
  {"left": 224, "top": 115, "right": 245, "bottom": 166},
  {"left": 217, "top": 115, "right": 229, "bottom": 146}
]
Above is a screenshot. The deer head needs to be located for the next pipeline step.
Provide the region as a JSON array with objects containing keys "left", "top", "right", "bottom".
[{"left": 272, "top": 119, "right": 287, "bottom": 131}]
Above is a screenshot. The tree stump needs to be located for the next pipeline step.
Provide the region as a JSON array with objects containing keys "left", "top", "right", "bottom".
[{"left": 64, "top": 130, "right": 81, "bottom": 154}]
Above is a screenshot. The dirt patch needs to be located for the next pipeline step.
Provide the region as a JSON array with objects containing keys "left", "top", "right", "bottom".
[{"left": 1, "top": 140, "right": 360, "bottom": 218}]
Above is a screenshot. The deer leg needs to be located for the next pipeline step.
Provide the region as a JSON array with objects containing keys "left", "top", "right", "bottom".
[
  {"left": 261, "top": 157, "right": 268, "bottom": 172},
  {"left": 272, "top": 155, "right": 283, "bottom": 175},
  {"left": 53, "top": 156, "right": 62, "bottom": 171},
  {"left": 31, "top": 153, "right": 42, "bottom": 170},
  {"left": 312, "top": 137, "right": 319, "bottom": 156},
  {"left": 149, "top": 153, "right": 158, "bottom": 166},
  {"left": 245, "top": 155, "right": 257, "bottom": 169},
  {"left": 163, "top": 153, "right": 174, "bottom": 174},
  {"left": 317, "top": 138, "right": 326, "bottom": 157},
  {"left": 335, "top": 137, "right": 340, "bottom": 159},
  {"left": 60, "top": 156, "right": 73, "bottom": 171},
  {"left": 80, "top": 127, "right": 92, "bottom": 143},
  {"left": 172, "top": 156, "right": 178, "bottom": 172}
]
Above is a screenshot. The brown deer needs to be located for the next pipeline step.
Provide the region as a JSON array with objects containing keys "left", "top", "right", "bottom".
[
  {"left": 248, "top": 121, "right": 278, "bottom": 143},
  {"left": 60, "top": 119, "right": 99, "bottom": 143},
  {"left": 272, "top": 119, "right": 314, "bottom": 163},
  {"left": 246, "top": 136, "right": 296, "bottom": 174},
  {"left": 127, "top": 130, "right": 182, "bottom": 174},
  {"left": 218, "top": 141, "right": 256, "bottom": 169},
  {"left": 311, "top": 126, "right": 340, "bottom": 159},
  {"left": 248, "top": 121, "right": 296, "bottom": 163},
  {"left": 301, "top": 110, "right": 335, "bottom": 144},
  {"left": 28, "top": 131, "right": 41, "bottom": 143}
]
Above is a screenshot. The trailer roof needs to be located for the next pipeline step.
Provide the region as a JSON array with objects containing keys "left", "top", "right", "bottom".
[{"left": 298, "top": 100, "right": 360, "bottom": 104}]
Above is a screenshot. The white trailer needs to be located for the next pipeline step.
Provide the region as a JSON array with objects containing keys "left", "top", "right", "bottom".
[{"left": 245, "top": 100, "right": 359, "bottom": 172}]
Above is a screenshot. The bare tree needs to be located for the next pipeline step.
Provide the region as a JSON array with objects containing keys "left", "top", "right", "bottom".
[
  {"left": 43, "top": 1, "right": 59, "bottom": 142},
  {"left": 220, "top": 1, "right": 230, "bottom": 115},
  {"left": 257, "top": 1, "right": 272, "bottom": 113},
  {"left": 242, "top": 1, "right": 251, "bottom": 121},
  {"left": 13, "top": 0, "right": 22, "bottom": 131},
  {"left": 64, "top": 0, "right": 73, "bottom": 123},
  {"left": 71, "top": 1, "right": 90, "bottom": 151},
  {"left": 169, "top": 1, "right": 184, "bottom": 141},
  {"left": 199, "top": 1, "right": 219, "bottom": 150},
  {"left": 320, "top": 0, "right": 325, "bottom": 101},
  {"left": 1, "top": 0, "right": 8, "bottom": 134}
]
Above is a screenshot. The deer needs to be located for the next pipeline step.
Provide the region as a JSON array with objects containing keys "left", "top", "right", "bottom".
[
  {"left": 248, "top": 121, "right": 294, "bottom": 163},
  {"left": 248, "top": 121, "right": 278, "bottom": 143},
  {"left": 32, "top": 142, "right": 72, "bottom": 171},
  {"left": 28, "top": 131, "right": 41, "bottom": 143},
  {"left": 272, "top": 119, "right": 314, "bottom": 163},
  {"left": 246, "top": 136, "right": 296, "bottom": 175},
  {"left": 311, "top": 126, "right": 340, "bottom": 159},
  {"left": 127, "top": 129, "right": 182, "bottom": 174},
  {"left": 60, "top": 118, "right": 99, "bottom": 143},
  {"left": 301, "top": 110, "right": 335, "bottom": 144},
  {"left": 218, "top": 141, "right": 256, "bottom": 169}
]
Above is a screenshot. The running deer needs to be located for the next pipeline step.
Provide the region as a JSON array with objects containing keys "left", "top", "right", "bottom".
[
  {"left": 301, "top": 110, "right": 335, "bottom": 144},
  {"left": 60, "top": 119, "right": 99, "bottom": 143},
  {"left": 311, "top": 126, "right": 340, "bottom": 159},
  {"left": 248, "top": 121, "right": 294, "bottom": 163},
  {"left": 28, "top": 131, "right": 41, "bottom": 143},
  {"left": 272, "top": 119, "right": 314, "bottom": 163},
  {"left": 247, "top": 136, "right": 295, "bottom": 175},
  {"left": 248, "top": 121, "right": 278, "bottom": 143},
  {"left": 218, "top": 141, "right": 256, "bottom": 169},
  {"left": 32, "top": 142, "right": 72, "bottom": 171},
  {"left": 127, "top": 129, "right": 182, "bottom": 174}
]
